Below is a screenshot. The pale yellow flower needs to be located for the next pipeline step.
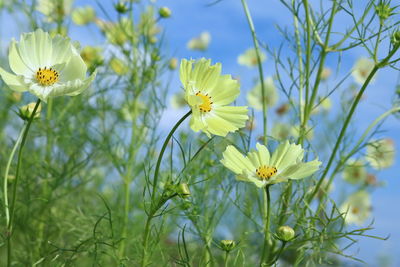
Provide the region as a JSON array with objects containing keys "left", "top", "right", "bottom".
[
  {"left": 180, "top": 58, "right": 248, "bottom": 137},
  {"left": 0, "top": 29, "right": 96, "bottom": 102},
  {"left": 37, "top": 0, "right": 73, "bottom": 22},
  {"left": 72, "top": 6, "right": 96, "bottom": 25},
  {"left": 187, "top": 32, "right": 211, "bottom": 51},
  {"left": 365, "top": 138, "right": 395, "bottom": 170},
  {"left": 342, "top": 159, "right": 368, "bottom": 184},
  {"left": 352, "top": 58, "right": 376, "bottom": 85},
  {"left": 237, "top": 48, "right": 266, "bottom": 68},
  {"left": 246, "top": 77, "right": 278, "bottom": 110},
  {"left": 340, "top": 191, "right": 371, "bottom": 226}
]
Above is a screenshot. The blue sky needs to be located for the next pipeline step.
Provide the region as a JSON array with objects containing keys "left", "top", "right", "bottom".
[{"left": 1, "top": 0, "right": 400, "bottom": 265}]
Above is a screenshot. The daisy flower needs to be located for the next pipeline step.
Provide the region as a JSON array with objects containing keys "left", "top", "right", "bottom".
[
  {"left": 0, "top": 29, "right": 96, "bottom": 102},
  {"left": 246, "top": 76, "right": 278, "bottom": 110},
  {"left": 180, "top": 58, "right": 248, "bottom": 137},
  {"left": 352, "top": 57, "right": 376, "bottom": 85},
  {"left": 220, "top": 141, "right": 321, "bottom": 187},
  {"left": 340, "top": 191, "right": 371, "bottom": 226},
  {"left": 365, "top": 138, "right": 395, "bottom": 170},
  {"left": 237, "top": 48, "right": 266, "bottom": 68},
  {"left": 187, "top": 31, "right": 211, "bottom": 51}
]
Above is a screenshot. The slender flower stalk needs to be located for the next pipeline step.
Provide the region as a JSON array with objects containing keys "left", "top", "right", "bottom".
[
  {"left": 7, "top": 99, "right": 41, "bottom": 267},
  {"left": 260, "top": 185, "right": 271, "bottom": 265},
  {"left": 141, "top": 110, "right": 191, "bottom": 267}
]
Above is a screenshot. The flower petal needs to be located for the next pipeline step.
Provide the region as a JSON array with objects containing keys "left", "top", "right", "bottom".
[
  {"left": 221, "top": 145, "right": 256, "bottom": 175},
  {"left": 276, "top": 159, "right": 321, "bottom": 180},
  {"left": 270, "top": 141, "right": 304, "bottom": 170},
  {"left": 192, "top": 58, "right": 221, "bottom": 94},
  {"left": 210, "top": 75, "right": 239, "bottom": 105},
  {"left": 0, "top": 67, "right": 27, "bottom": 92},
  {"left": 9, "top": 41, "right": 34, "bottom": 76}
]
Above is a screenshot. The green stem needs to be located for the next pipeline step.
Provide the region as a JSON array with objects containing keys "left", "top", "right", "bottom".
[
  {"left": 3, "top": 125, "right": 26, "bottom": 226},
  {"left": 306, "top": 45, "right": 399, "bottom": 205},
  {"left": 7, "top": 99, "right": 41, "bottom": 267},
  {"left": 260, "top": 185, "right": 271, "bottom": 266},
  {"left": 141, "top": 110, "right": 191, "bottom": 267},
  {"left": 240, "top": 0, "right": 267, "bottom": 144},
  {"left": 224, "top": 251, "right": 230, "bottom": 267}
]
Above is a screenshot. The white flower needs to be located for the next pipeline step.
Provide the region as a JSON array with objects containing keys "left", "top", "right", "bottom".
[
  {"left": 187, "top": 31, "right": 211, "bottom": 51},
  {"left": 246, "top": 76, "right": 278, "bottom": 110},
  {"left": 237, "top": 48, "right": 266, "bottom": 68},
  {"left": 352, "top": 58, "right": 376, "bottom": 85},
  {"left": 340, "top": 191, "right": 371, "bottom": 226},
  {"left": 0, "top": 29, "right": 96, "bottom": 102},
  {"left": 365, "top": 138, "right": 395, "bottom": 170}
]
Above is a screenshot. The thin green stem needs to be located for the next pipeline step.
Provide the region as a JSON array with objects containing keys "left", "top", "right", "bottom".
[
  {"left": 224, "top": 251, "right": 230, "bottom": 267},
  {"left": 7, "top": 99, "right": 41, "bottom": 267},
  {"left": 3, "top": 124, "right": 26, "bottom": 226},
  {"left": 240, "top": 0, "right": 267, "bottom": 144},
  {"left": 141, "top": 110, "right": 191, "bottom": 267},
  {"left": 307, "top": 45, "right": 399, "bottom": 205},
  {"left": 260, "top": 185, "right": 271, "bottom": 266}
]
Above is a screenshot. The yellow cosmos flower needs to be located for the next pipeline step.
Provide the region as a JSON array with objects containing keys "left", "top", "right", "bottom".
[
  {"left": 342, "top": 159, "right": 368, "bottom": 184},
  {"left": 37, "top": 0, "right": 73, "bottom": 22},
  {"left": 221, "top": 141, "right": 321, "bottom": 187},
  {"left": 0, "top": 29, "right": 96, "bottom": 102},
  {"left": 246, "top": 76, "right": 278, "bottom": 110},
  {"left": 72, "top": 6, "right": 96, "bottom": 25},
  {"left": 237, "top": 48, "right": 266, "bottom": 68},
  {"left": 340, "top": 191, "right": 371, "bottom": 226},
  {"left": 365, "top": 138, "right": 395, "bottom": 170},
  {"left": 187, "top": 31, "right": 211, "bottom": 51},
  {"left": 180, "top": 58, "right": 248, "bottom": 137},
  {"left": 352, "top": 57, "right": 376, "bottom": 85}
]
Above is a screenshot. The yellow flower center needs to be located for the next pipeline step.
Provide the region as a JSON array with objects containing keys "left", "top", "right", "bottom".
[
  {"left": 256, "top": 165, "right": 277, "bottom": 180},
  {"left": 36, "top": 67, "right": 59, "bottom": 86},
  {"left": 351, "top": 207, "right": 359, "bottom": 214},
  {"left": 195, "top": 91, "right": 213, "bottom": 112}
]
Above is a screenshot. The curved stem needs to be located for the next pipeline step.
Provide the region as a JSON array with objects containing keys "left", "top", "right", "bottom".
[
  {"left": 7, "top": 99, "right": 41, "bottom": 267},
  {"left": 240, "top": 0, "right": 267, "bottom": 144},
  {"left": 141, "top": 110, "right": 191, "bottom": 267},
  {"left": 3, "top": 124, "right": 26, "bottom": 226},
  {"left": 260, "top": 185, "right": 271, "bottom": 266},
  {"left": 224, "top": 251, "right": 230, "bottom": 267}
]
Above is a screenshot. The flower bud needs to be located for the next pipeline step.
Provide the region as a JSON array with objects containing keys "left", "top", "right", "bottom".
[
  {"left": 375, "top": 1, "right": 394, "bottom": 22},
  {"left": 168, "top": 58, "right": 178, "bottom": 70},
  {"left": 159, "top": 7, "right": 172, "bottom": 18},
  {"left": 18, "top": 102, "right": 42, "bottom": 121},
  {"left": 277, "top": 226, "right": 295, "bottom": 241},
  {"left": 220, "top": 240, "right": 236, "bottom": 252},
  {"left": 391, "top": 31, "right": 400, "bottom": 47},
  {"left": 176, "top": 183, "right": 191, "bottom": 198},
  {"left": 115, "top": 2, "right": 129, "bottom": 14}
]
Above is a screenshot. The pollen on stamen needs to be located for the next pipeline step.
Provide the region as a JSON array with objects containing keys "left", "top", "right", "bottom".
[
  {"left": 195, "top": 91, "right": 213, "bottom": 113},
  {"left": 35, "top": 67, "right": 59, "bottom": 86},
  {"left": 256, "top": 165, "right": 278, "bottom": 180}
]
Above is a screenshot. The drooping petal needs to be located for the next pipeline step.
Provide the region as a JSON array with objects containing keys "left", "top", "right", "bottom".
[
  {"left": 221, "top": 145, "right": 256, "bottom": 175},
  {"left": 0, "top": 67, "right": 27, "bottom": 92}
]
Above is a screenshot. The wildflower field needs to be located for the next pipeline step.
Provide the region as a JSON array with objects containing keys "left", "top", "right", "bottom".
[{"left": 0, "top": 0, "right": 399, "bottom": 266}]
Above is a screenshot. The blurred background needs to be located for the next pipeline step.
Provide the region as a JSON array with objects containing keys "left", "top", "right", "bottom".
[{"left": 0, "top": 0, "right": 399, "bottom": 265}]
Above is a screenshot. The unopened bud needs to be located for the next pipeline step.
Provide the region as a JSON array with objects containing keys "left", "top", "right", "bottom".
[
  {"left": 177, "top": 183, "right": 191, "bottom": 198},
  {"left": 391, "top": 31, "right": 400, "bottom": 47},
  {"left": 115, "top": 2, "right": 128, "bottom": 14},
  {"left": 375, "top": 2, "right": 394, "bottom": 22},
  {"left": 168, "top": 58, "right": 178, "bottom": 70},
  {"left": 220, "top": 240, "right": 236, "bottom": 252},
  {"left": 277, "top": 226, "right": 295, "bottom": 241},
  {"left": 159, "top": 7, "right": 172, "bottom": 18},
  {"left": 19, "top": 102, "right": 42, "bottom": 121}
]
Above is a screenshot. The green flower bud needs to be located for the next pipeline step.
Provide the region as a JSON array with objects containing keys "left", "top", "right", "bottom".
[
  {"left": 159, "top": 7, "right": 172, "bottom": 18},
  {"left": 277, "top": 226, "right": 295, "bottom": 241},
  {"left": 168, "top": 58, "right": 178, "bottom": 70},
  {"left": 220, "top": 240, "right": 236, "bottom": 252},
  {"left": 114, "top": 2, "right": 129, "bottom": 14},
  {"left": 391, "top": 31, "right": 400, "bottom": 47},
  {"left": 176, "top": 183, "right": 191, "bottom": 198},
  {"left": 18, "top": 102, "right": 42, "bottom": 121},
  {"left": 375, "top": 1, "right": 394, "bottom": 22}
]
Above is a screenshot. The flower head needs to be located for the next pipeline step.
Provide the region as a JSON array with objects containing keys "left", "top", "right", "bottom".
[
  {"left": 187, "top": 31, "right": 211, "bottom": 51},
  {"left": 342, "top": 159, "right": 368, "bottom": 184},
  {"left": 246, "top": 76, "right": 278, "bottom": 110},
  {"left": 352, "top": 57, "right": 376, "bottom": 85},
  {"left": 340, "top": 191, "right": 371, "bottom": 226},
  {"left": 0, "top": 29, "right": 95, "bottom": 102},
  {"left": 365, "top": 138, "right": 395, "bottom": 170},
  {"left": 180, "top": 58, "right": 248, "bottom": 137},
  {"left": 237, "top": 48, "right": 266, "bottom": 68},
  {"left": 221, "top": 141, "right": 321, "bottom": 187},
  {"left": 72, "top": 6, "right": 96, "bottom": 25},
  {"left": 37, "top": 0, "right": 73, "bottom": 22}
]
